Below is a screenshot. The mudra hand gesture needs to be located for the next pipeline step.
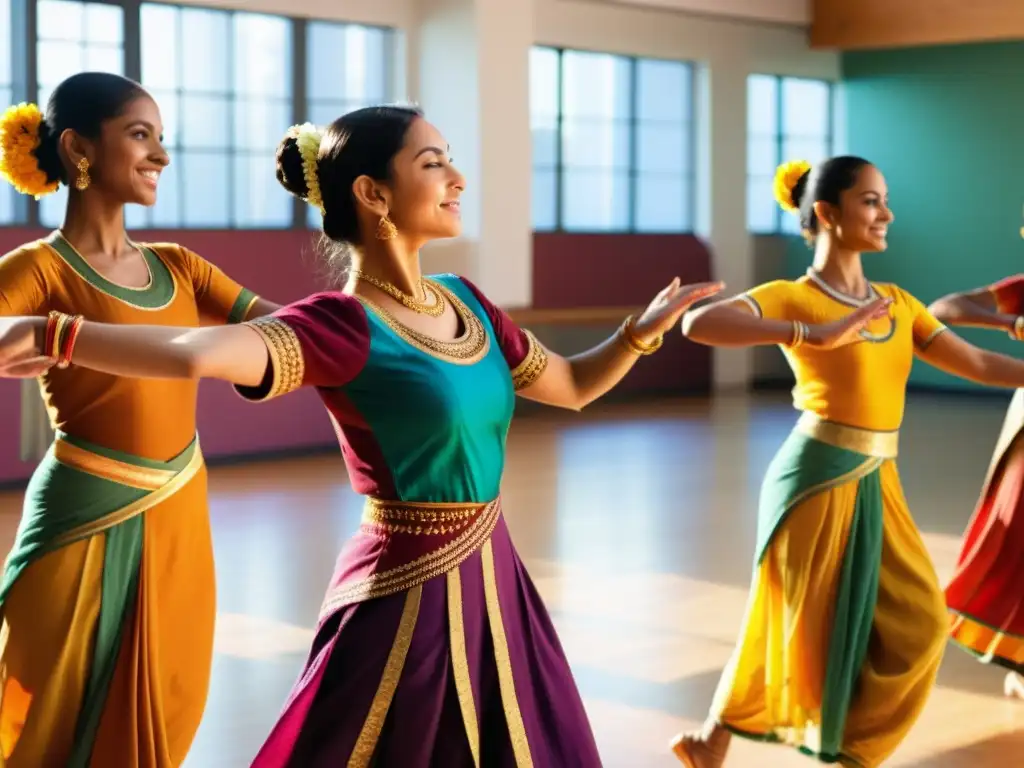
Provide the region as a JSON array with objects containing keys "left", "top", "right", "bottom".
[
  {"left": 805, "top": 296, "right": 893, "bottom": 350},
  {"left": 632, "top": 278, "right": 726, "bottom": 346},
  {"left": 0, "top": 317, "right": 51, "bottom": 378}
]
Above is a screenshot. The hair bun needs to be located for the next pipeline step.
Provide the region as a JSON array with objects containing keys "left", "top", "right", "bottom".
[
  {"left": 0, "top": 102, "right": 61, "bottom": 198},
  {"left": 275, "top": 134, "right": 310, "bottom": 200},
  {"left": 772, "top": 160, "right": 812, "bottom": 214}
]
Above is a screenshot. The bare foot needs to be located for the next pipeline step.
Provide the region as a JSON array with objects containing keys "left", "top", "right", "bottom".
[
  {"left": 669, "top": 724, "right": 730, "bottom": 768},
  {"left": 1004, "top": 671, "right": 1024, "bottom": 700}
]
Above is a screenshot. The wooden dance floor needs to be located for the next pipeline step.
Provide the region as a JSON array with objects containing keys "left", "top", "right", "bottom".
[{"left": 2, "top": 391, "right": 1023, "bottom": 766}]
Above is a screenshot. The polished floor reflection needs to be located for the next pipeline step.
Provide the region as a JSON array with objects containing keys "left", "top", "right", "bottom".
[{"left": 1, "top": 391, "right": 1022, "bottom": 766}]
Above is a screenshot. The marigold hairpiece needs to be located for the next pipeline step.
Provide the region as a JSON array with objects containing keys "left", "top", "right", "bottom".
[
  {"left": 0, "top": 102, "right": 60, "bottom": 199},
  {"left": 287, "top": 122, "right": 324, "bottom": 214},
  {"left": 773, "top": 159, "right": 812, "bottom": 215}
]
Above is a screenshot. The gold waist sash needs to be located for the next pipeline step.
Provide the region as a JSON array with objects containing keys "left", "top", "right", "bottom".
[
  {"left": 362, "top": 497, "right": 490, "bottom": 536},
  {"left": 795, "top": 412, "right": 899, "bottom": 459}
]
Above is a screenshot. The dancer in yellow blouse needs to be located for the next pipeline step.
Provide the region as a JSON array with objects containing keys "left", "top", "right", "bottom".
[
  {"left": 670, "top": 157, "right": 1024, "bottom": 768},
  {"left": 0, "top": 73, "right": 277, "bottom": 766}
]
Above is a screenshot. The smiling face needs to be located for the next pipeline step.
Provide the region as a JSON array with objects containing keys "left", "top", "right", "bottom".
[
  {"left": 380, "top": 118, "right": 465, "bottom": 241},
  {"left": 819, "top": 164, "right": 894, "bottom": 252},
  {"left": 83, "top": 94, "right": 169, "bottom": 207}
]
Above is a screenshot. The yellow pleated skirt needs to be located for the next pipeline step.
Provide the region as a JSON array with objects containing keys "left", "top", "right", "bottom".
[
  {"left": 710, "top": 459, "right": 947, "bottom": 767},
  {"left": 0, "top": 467, "right": 216, "bottom": 767}
]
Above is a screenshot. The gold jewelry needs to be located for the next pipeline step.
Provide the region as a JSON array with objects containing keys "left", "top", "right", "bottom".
[
  {"left": 376, "top": 215, "right": 398, "bottom": 241},
  {"left": 350, "top": 269, "right": 446, "bottom": 317},
  {"left": 789, "top": 320, "right": 809, "bottom": 349},
  {"left": 617, "top": 315, "right": 663, "bottom": 356},
  {"left": 75, "top": 157, "right": 90, "bottom": 191},
  {"left": 1012, "top": 316, "right": 1024, "bottom": 341}
]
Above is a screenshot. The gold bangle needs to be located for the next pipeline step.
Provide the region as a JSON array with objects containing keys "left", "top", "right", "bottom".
[
  {"left": 618, "top": 315, "right": 663, "bottom": 356},
  {"left": 789, "top": 320, "right": 808, "bottom": 349},
  {"left": 1012, "top": 316, "right": 1024, "bottom": 341}
]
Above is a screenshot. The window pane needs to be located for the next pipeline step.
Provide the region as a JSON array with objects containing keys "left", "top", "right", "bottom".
[
  {"left": 747, "top": 135, "right": 778, "bottom": 177},
  {"left": 149, "top": 89, "right": 179, "bottom": 147},
  {"left": 782, "top": 78, "right": 830, "bottom": 138},
  {"left": 781, "top": 210, "right": 803, "bottom": 235},
  {"left": 531, "top": 118, "right": 557, "bottom": 168},
  {"left": 84, "top": 45, "right": 122, "bottom": 74},
  {"left": 149, "top": 155, "right": 182, "bottom": 227},
  {"left": 234, "top": 14, "right": 290, "bottom": 97},
  {"left": 561, "top": 50, "right": 630, "bottom": 120},
  {"left": 181, "top": 152, "right": 229, "bottom": 226},
  {"left": 37, "top": 41, "right": 85, "bottom": 88},
  {"left": 180, "top": 95, "right": 230, "bottom": 149},
  {"left": 180, "top": 8, "right": 230, "bottom": 93},
  {"left": 782, "top": 137, "right": 830, "bottom": 167},
  {"left": 635, "top": 174, "right": 689, "bottom": 233},
  {"left": 531, "top": 167, "right": 556, "bottom": 231},
  {"left": 748, "top": 74, "right": 778, "bottom": 134},
  {"left": 0, "top": 0, "right": 11, "bottom": 85},
  {"left": 234, "top": 98, "right": 290, "bottom": 150},
  {"left": 38, "top": 0, "right": 83, "bottom": 42},
  {"left": 308, "top": 99, "right": 349, "bottom": 127},
  {"left": 561, "top": 169, "right": 629, "bottom": 231},
  {"left": 636, "top": 124, "right": 688, "bottom": 174},
  {"left": 124, "top": 203, "right": 147, "bottom": 231},
  {"left": 141, "top": 5, "right": 179, "bottom": 90},
  {"left": 40, "top": 185, "right": 68, "bottom": 228},
  {"left": 530, "top": 47, "right": 559, "bottom": 119},
  {"left": 747, "top": 176, "right": 776, "bottom": 233},
  {"left": 234, "top": 154, "right": 291, "bottom": 228},
  {"left": 307, "top": 22, "right": 345, "bottom": 101},
  {"left": 636, "top": 59, "right": 690, "bottom": 123},
  {"left": 85, "top": 3, "right": 122, "bottom": 45},
  {"left": 561, "top": 119, "right": 630, "bottom": 169}
]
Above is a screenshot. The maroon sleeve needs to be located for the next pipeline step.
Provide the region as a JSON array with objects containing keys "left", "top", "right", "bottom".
[
  {"left": 234, "top": 291, "right": 370, "bottom": 402},
  {"left": 457, "top": 275, "right": 549, "bottom": 391}
]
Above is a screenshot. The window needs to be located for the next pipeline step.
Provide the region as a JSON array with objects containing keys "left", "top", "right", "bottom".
[
  {"left": 747, "top": 74, "right": 833, "bottom": 234},
  {"left": 304, "top": 21, "right": 392, "bottom": 228},
  {"left": 0, "top": 0, "right": 14, "bottom": 224},
  {"left": 530, "top": 46, "right": 695, "bottom": 233},
  {"left": 36, "top": 0, "right": 125, "bottom": 228},
  {"left": 138, "top": 3, "right": 293, "bottom": 229}
]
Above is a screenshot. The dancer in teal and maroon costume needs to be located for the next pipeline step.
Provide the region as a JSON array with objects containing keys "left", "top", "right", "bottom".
[{"left": 0, "top": 106, "right": 724, "bottom": 766}]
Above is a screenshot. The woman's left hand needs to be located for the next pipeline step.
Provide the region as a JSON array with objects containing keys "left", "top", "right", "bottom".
[{"left": 633, "top": 278, "right": 726, "bottom": 344}]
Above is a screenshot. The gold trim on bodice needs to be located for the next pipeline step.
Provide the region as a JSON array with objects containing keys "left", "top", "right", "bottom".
[
  {"left": 357, "top": 280, "right": 490, "bottom": 365},
  {"left": 510, "top": 331, "right": 548, "bottom": 391},
  {"left": 795, "top": 412, "right": 899, "bottom": 459}
]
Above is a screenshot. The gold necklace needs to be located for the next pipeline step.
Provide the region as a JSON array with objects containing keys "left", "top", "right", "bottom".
[{"left": 350, "top": 269, "right": 446, "bottom": 317}]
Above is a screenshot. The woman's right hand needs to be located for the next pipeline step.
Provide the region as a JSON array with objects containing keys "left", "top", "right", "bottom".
[
  {"left": 806, "top": 297, "right": 893, "bottom": 350},
  {"left": 0, "top": 317, "right": 52, "bottom": 378}
]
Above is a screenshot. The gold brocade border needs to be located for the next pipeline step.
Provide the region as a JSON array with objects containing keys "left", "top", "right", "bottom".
[
  {"left": 482, "top": 539, "right": 534, "bottom": 767},
  {"left": 53, "top": 440, "right": 176, "bottom": 491},
  {"left": 448, "top": 568, "right": 481, "bottom": 767},
  {"left": 49, "top": 440, "right": 204, "bottom": 548},
  {"left": 318, "top": 499, "right": 501, "bottom": 621},
  {"left": 362, "top": 498, "right": 483, "bottom": 536},
  {"left": 795, "top": 412, "right": 899, "bottom": 459},
  {"left": 510, "top": 331, "right": 548, "bottom": 391},
  {"left": 244, "top": 316, "right": 305, "bottom": 400},
  {"left": 347, "top": 584, "right": 423, "bottom": 768}
]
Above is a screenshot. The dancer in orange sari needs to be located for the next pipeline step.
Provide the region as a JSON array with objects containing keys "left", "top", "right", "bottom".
[
  {"left": 929, "top": 276, "right": 1024, "bottom": 699},
  {"left": 0, "top": 73, "right": 277, "bottom": 766}
]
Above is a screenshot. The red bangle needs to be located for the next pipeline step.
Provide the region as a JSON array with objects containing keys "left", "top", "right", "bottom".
[
  {"left": 45, "top": 311, "right": 61, "bottom": 359},
  {"left": 57, "top": 315, "right": 84, "bottom": 369}
]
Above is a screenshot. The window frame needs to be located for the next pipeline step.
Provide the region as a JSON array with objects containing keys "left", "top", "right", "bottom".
[
  {"left": 2, "top": 0, "right": 395, "bottom": 230},
  {"left": 746, "top": 73, "right": 835, "bottom": 236},
  {"left": 531, "top": 44, "right": 697, "bottom": 235}
]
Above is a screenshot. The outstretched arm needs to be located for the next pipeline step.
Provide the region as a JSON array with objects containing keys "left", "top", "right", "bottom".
[
  {"left": 927, "top": 279, "right": 1021, "bottom": 335},
  {"left": 917, "top": 329, "right": 1024, "bottom": 388}
]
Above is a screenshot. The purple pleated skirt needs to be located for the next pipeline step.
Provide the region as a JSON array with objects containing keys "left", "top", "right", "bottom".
[{"left": 250, "top": 506, "right": 602, "bottom": 767}]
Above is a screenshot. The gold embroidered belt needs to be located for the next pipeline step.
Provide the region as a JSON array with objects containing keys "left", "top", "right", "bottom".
[
  {"left": 319, "top": 497, "right": 501, "bottom": 620},
  {"left": 795, "top": 412, "right": 899, "bottom": 459}
]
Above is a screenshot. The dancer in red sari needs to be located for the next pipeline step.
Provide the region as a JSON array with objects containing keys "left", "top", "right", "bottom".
[{"left": 930, "top": 275, "right": 1024, "bottom": 698}]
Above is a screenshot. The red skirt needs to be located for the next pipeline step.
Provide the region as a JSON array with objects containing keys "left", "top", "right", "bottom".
[{"left": 946, "top": 412, "right": 1024, "bottom": 672}]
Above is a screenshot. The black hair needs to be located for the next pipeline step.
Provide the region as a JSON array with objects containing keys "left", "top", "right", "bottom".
[
  {"left": 276, "top": 105, "right": 423, "bottom": 248},
  {"left": 34, "top": 72, "right": 149, "bottom": 186},
  {"left": 791, "top": 155, "right": 873, "bottom": 236}
]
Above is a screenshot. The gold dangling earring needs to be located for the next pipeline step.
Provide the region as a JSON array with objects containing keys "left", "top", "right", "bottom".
[
  {"left": 75, "top": 158, "right": 91, "bottom": 191},
  {"left": 376, "top": 214, "right": 398, "bottom": 241}
]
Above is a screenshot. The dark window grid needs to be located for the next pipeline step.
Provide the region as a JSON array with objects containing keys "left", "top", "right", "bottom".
[{"left": 537, "top": 45, "right": 696, "bottom": 234}]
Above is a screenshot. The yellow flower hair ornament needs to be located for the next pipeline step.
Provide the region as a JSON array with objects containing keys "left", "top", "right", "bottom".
[
  {"left": 0, "top": 102, "right": 60, "bottom": 199},
  {"left": 287, "top": 122, "right": 324, "bottom": 214},
  {"left": 773, "top": 159, "right": 812, "bottom": 215}
]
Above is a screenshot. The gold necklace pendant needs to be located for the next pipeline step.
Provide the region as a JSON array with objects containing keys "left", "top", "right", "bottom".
[{"left": 350, "top": 270, "right": 446, "bottom": 317}]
